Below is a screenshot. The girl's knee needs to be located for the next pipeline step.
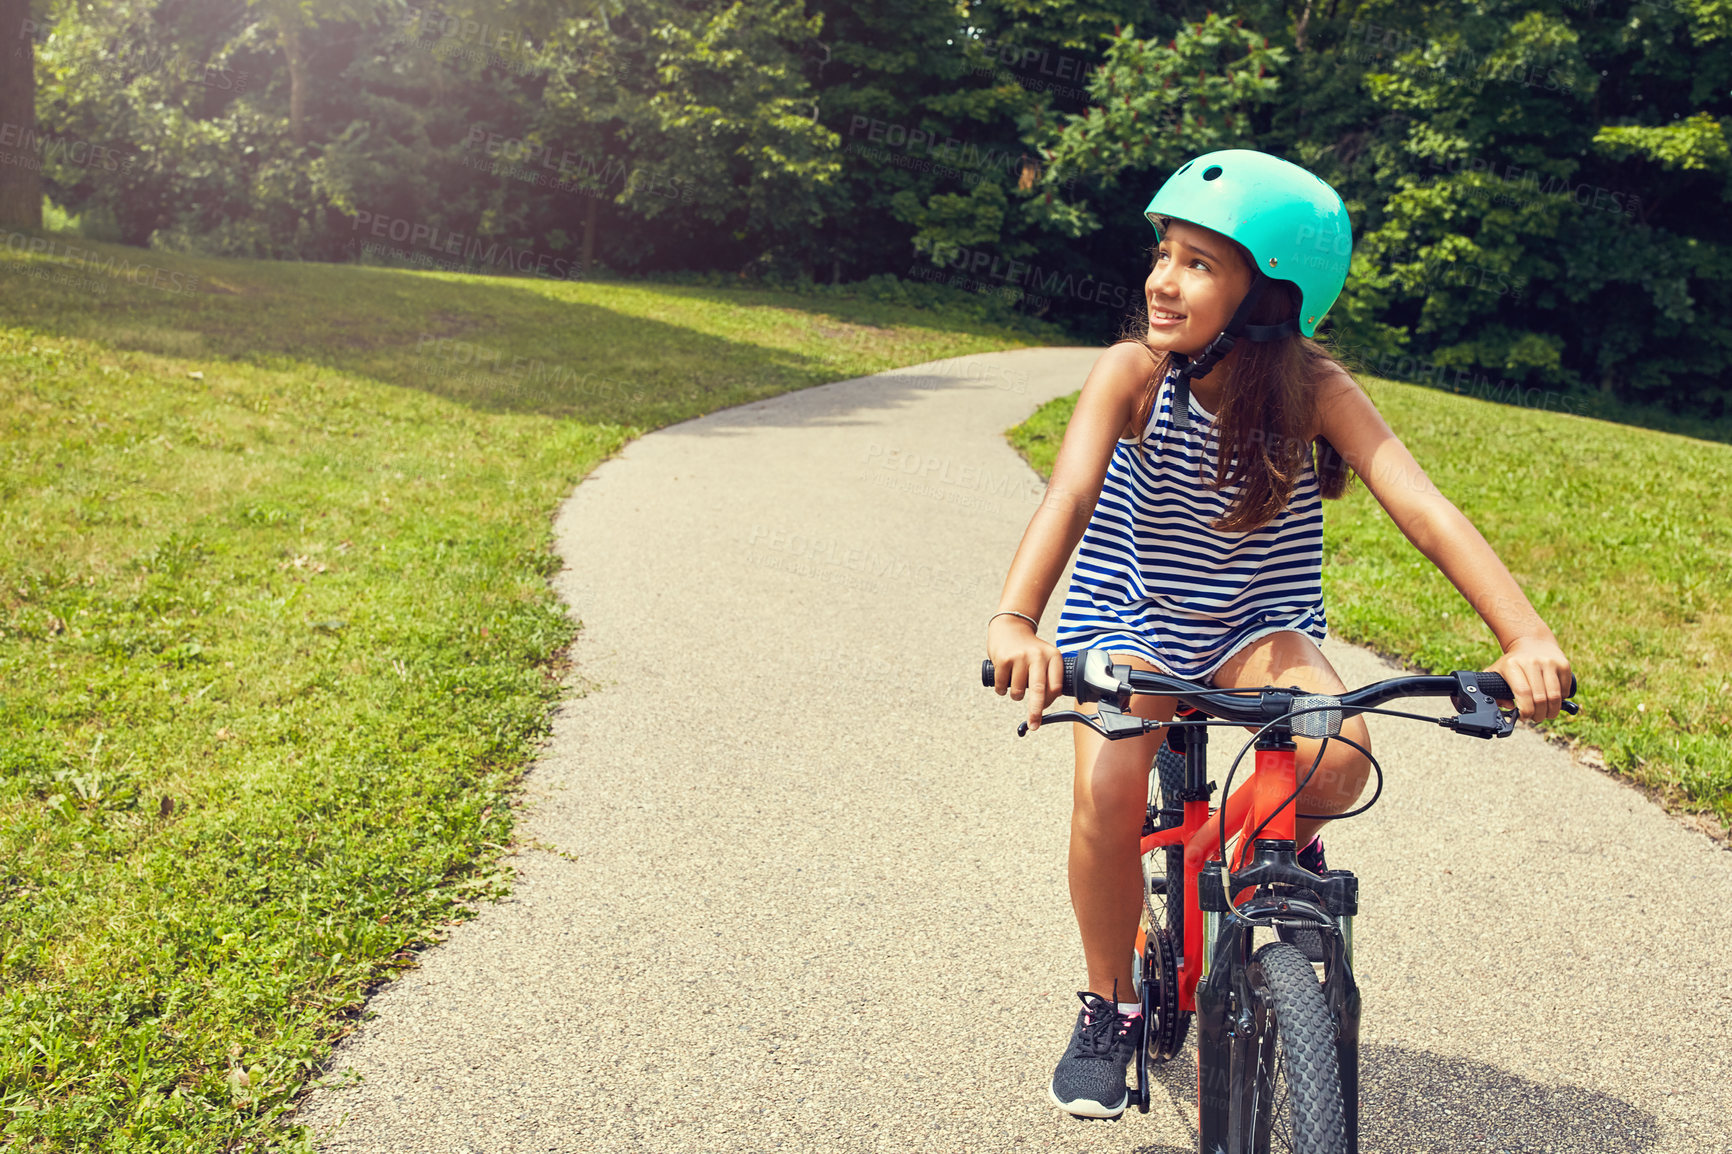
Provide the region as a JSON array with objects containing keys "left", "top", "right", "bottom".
[
  {"left": 1073, "top": 771, "right": 1150, "bottom": 831},
  {"left": 1312, "top": 721, "right": 1371, "bottom": 782},
  {"left": 1318, "top": 745, "right": 1370, "bottom": 786},
  {"left": 1071, "top": 802, "right": 1141, "bottom": 849},
  {"left": 1300, "top": 743, "right": 1371, "bottom": 815},
  {"left": 1072, "top": 745, "right": 1160, "bottom": 836}
]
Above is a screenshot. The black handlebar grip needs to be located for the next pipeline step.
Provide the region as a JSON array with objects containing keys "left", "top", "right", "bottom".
[
  {"left": 979, "top": 655, "right": 1082, "bottom": 696},
  {"left": 1471, "top": 671, "right": 1578, "bottom": 701}
]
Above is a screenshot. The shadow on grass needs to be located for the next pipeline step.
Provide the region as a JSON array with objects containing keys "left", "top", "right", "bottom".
[
  {"left": 1138, "top": 1041, "right": 1659, "bottom": 1152},
  {"left": 0, "top": 239, "right": 1066, "bottom": 433},
  {"left": 5, "top": 234, "right": 1726, "bottom": 447}
]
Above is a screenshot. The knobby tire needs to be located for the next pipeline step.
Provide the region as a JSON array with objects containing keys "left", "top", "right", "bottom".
[{"left": 1247, "top": 941, "right": 1348, "bottom": 1154}]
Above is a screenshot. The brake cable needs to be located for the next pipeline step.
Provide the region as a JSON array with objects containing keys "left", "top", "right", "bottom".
[
  {"left": 1208, "top": 701, "right": 1478, "bottom": 926},
  {"left": 1296, "top": 733, "right": 1381, "bottom": 821}
]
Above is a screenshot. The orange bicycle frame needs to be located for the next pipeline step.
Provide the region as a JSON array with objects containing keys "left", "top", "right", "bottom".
[{"left": 1135, "top": 727, "right": 1300, "bottom": 1013}]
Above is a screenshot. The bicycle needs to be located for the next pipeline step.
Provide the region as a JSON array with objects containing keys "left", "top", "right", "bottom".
[{"left": 980, "top": 648, "right": 1578, "bottom": 1152}]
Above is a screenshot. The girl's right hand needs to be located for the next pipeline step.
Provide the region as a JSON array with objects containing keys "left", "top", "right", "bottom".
[{"left": 987, "top": 617, "right": 1065, "bottom": 731}]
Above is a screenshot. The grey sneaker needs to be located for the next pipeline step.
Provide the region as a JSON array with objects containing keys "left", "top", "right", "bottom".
[{"left": 1048, "top": 991, "right": 1144, "bottom": 1119}]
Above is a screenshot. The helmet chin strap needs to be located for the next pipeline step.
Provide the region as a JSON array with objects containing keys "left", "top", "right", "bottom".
[{"left": 1166, "top": 272, "right": 1300, "bottom": 431}]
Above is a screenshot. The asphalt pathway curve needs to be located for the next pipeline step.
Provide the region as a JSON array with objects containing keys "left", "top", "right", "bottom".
[{"left": 299, "top": 348, "right": 1732, "bottom": 1153}]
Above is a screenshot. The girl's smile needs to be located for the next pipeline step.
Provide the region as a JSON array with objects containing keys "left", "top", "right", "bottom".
[{"left": 1143, "top": 218, "right": 1253, "bottom": 354}]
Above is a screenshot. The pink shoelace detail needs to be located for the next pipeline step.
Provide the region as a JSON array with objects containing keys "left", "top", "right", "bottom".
[{"left": 1082, "top": 1009, "right": 1143, "bottom": 1030}]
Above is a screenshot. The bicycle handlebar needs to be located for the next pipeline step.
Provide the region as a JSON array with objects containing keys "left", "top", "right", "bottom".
[
  {"left": 1465, "top": 670, "right": 1578, "bottom": 705},
  {"left": 980, "top": 650, "right": 1577, "bottom": 738}
]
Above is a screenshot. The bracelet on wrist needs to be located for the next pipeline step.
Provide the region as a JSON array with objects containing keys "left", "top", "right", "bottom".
[{"left": 989, "top": 610, "right": 1040, "bottom": 632}]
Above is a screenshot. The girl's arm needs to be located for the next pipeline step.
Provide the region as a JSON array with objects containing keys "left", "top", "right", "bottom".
[
  {"left": 990, "top": 344, "right": 1151, "bottom": 730},
  {"left": 1314, "top": 373, "right": 1573, "bottom": 720}
]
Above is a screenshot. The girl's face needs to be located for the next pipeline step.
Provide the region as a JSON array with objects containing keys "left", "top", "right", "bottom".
[{"left": 1144, "top": 218, "right": 1254, "bottom": 355}]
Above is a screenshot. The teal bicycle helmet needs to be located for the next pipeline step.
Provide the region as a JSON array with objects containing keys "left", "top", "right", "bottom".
[{"left": 1143, "top": 149, "right": 1353, "bottom": 427}]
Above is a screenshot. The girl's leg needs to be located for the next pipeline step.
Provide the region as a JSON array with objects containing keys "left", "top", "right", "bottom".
[
  {"left": 1208, "top": 631, "right": 1372, "bottom": 848},
  {"left": 1068, "top": 653, "right": 1177, "bottom": 1001}
]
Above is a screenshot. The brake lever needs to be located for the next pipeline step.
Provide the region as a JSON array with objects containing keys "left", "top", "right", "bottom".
[
  {"left": 1017, "top": 703, "right": 1154, "bottom": 739},
  {"left": 1493, "top": 698, "right": 1581, "bottom": 716},
  {"left": 1447, "top": 696, "right": 1582, "bottom": 739},
  {"left": 1499, "top": 698, "right": 1581, "bottom": 718}
]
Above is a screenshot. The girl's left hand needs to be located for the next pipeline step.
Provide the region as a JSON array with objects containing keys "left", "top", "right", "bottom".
[{"left": 1485, "top": 636, "right": 1573, "bottom": 720}]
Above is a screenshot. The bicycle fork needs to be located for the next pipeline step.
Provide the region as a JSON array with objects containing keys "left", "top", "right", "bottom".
[{"left": 1192, "top": 738, "right": 1363, "bottom": 1154}]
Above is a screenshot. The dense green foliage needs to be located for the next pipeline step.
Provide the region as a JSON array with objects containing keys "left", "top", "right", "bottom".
[
  {"left": 1007, "top": 381, "right": 1732, "bottom": 833},
  {"left": 16, "top": 0, "right": 1732, "bottom": 417},
  {"left": 0, "top": 237, "right": 1054, "bottom": 1150}
]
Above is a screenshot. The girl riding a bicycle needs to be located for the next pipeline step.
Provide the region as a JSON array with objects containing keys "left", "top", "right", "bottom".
[{"left": 984, "top": 148, "right": 1572, "bottom": 1121}]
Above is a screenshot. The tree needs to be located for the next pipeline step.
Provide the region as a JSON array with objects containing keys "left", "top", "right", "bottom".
[
  {"left": 23, "top": 0, "right": 1732, "bottom": 412},
  {"left": 0, "top": 0, "right": 42, "bottom": 228},
  {"left": 1021, "top": 13, "right": 1287, "bottom": 242},
  {"left": 1309, "top": 0, "right": 1732, "bottom": 413},
  {"left": 247, "top": 0, "right": 383, "bottom": 147}
]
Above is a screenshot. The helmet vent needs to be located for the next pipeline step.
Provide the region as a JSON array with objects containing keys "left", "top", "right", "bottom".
[
  {"left": 1202, "top": 165, "right": 1223, "bottom": 181},
  {"left": 1177, "top": 162, "right": 1194, "bottom": 175}
]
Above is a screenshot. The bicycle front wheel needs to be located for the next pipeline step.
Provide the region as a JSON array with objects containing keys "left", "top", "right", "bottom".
[{"left": 1246, "top": 941, "right": 1347, "bottom": 1154}]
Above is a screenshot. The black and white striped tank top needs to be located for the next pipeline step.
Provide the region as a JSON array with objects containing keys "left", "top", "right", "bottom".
[{"left": 1053, "top": 364, "right": 1328, "bottom": 681}]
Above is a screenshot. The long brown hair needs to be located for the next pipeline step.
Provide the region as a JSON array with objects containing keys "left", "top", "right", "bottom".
[{"left": 1114, "top": 241, "right": 1358, "bottom": 533}]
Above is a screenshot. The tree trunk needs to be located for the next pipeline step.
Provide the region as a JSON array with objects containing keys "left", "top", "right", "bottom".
[
  {"left": 280, "top": 16, "right": 308, "bottom": 146},
  {"left": 581, "top": 194, "right": 596, "bottom": 275},
  {"left": 1295, "top": 0, "right": 1315, "bottom": 52},
  {"left": 0, "top": 0, "right": 42, "bottom": 229}
]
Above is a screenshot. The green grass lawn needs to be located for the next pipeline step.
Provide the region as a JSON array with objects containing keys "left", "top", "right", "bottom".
[
  {"left": 7, "top": 228, "right": 1726, "bottom": 1151},
  {"left": 0, "top": 237, "right": 1064, "bottom": 1151},
  {"left": 1007, "top": 373, "right": 1732, "bottom": 835}
]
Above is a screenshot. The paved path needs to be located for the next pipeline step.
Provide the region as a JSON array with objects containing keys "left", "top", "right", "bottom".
[{"left": 299, "top": 348, "right": 1732, "bottom": 1153}]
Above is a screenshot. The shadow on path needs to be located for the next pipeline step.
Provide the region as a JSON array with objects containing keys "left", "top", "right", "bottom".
[{"left": 1133, "top": 1041, "right": 1659, "bottom": 1153}]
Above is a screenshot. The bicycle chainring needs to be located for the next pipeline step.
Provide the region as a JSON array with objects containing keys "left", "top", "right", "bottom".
[{"left": 1143, "top": 922, "right": 1190, "bottom": 1061}]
